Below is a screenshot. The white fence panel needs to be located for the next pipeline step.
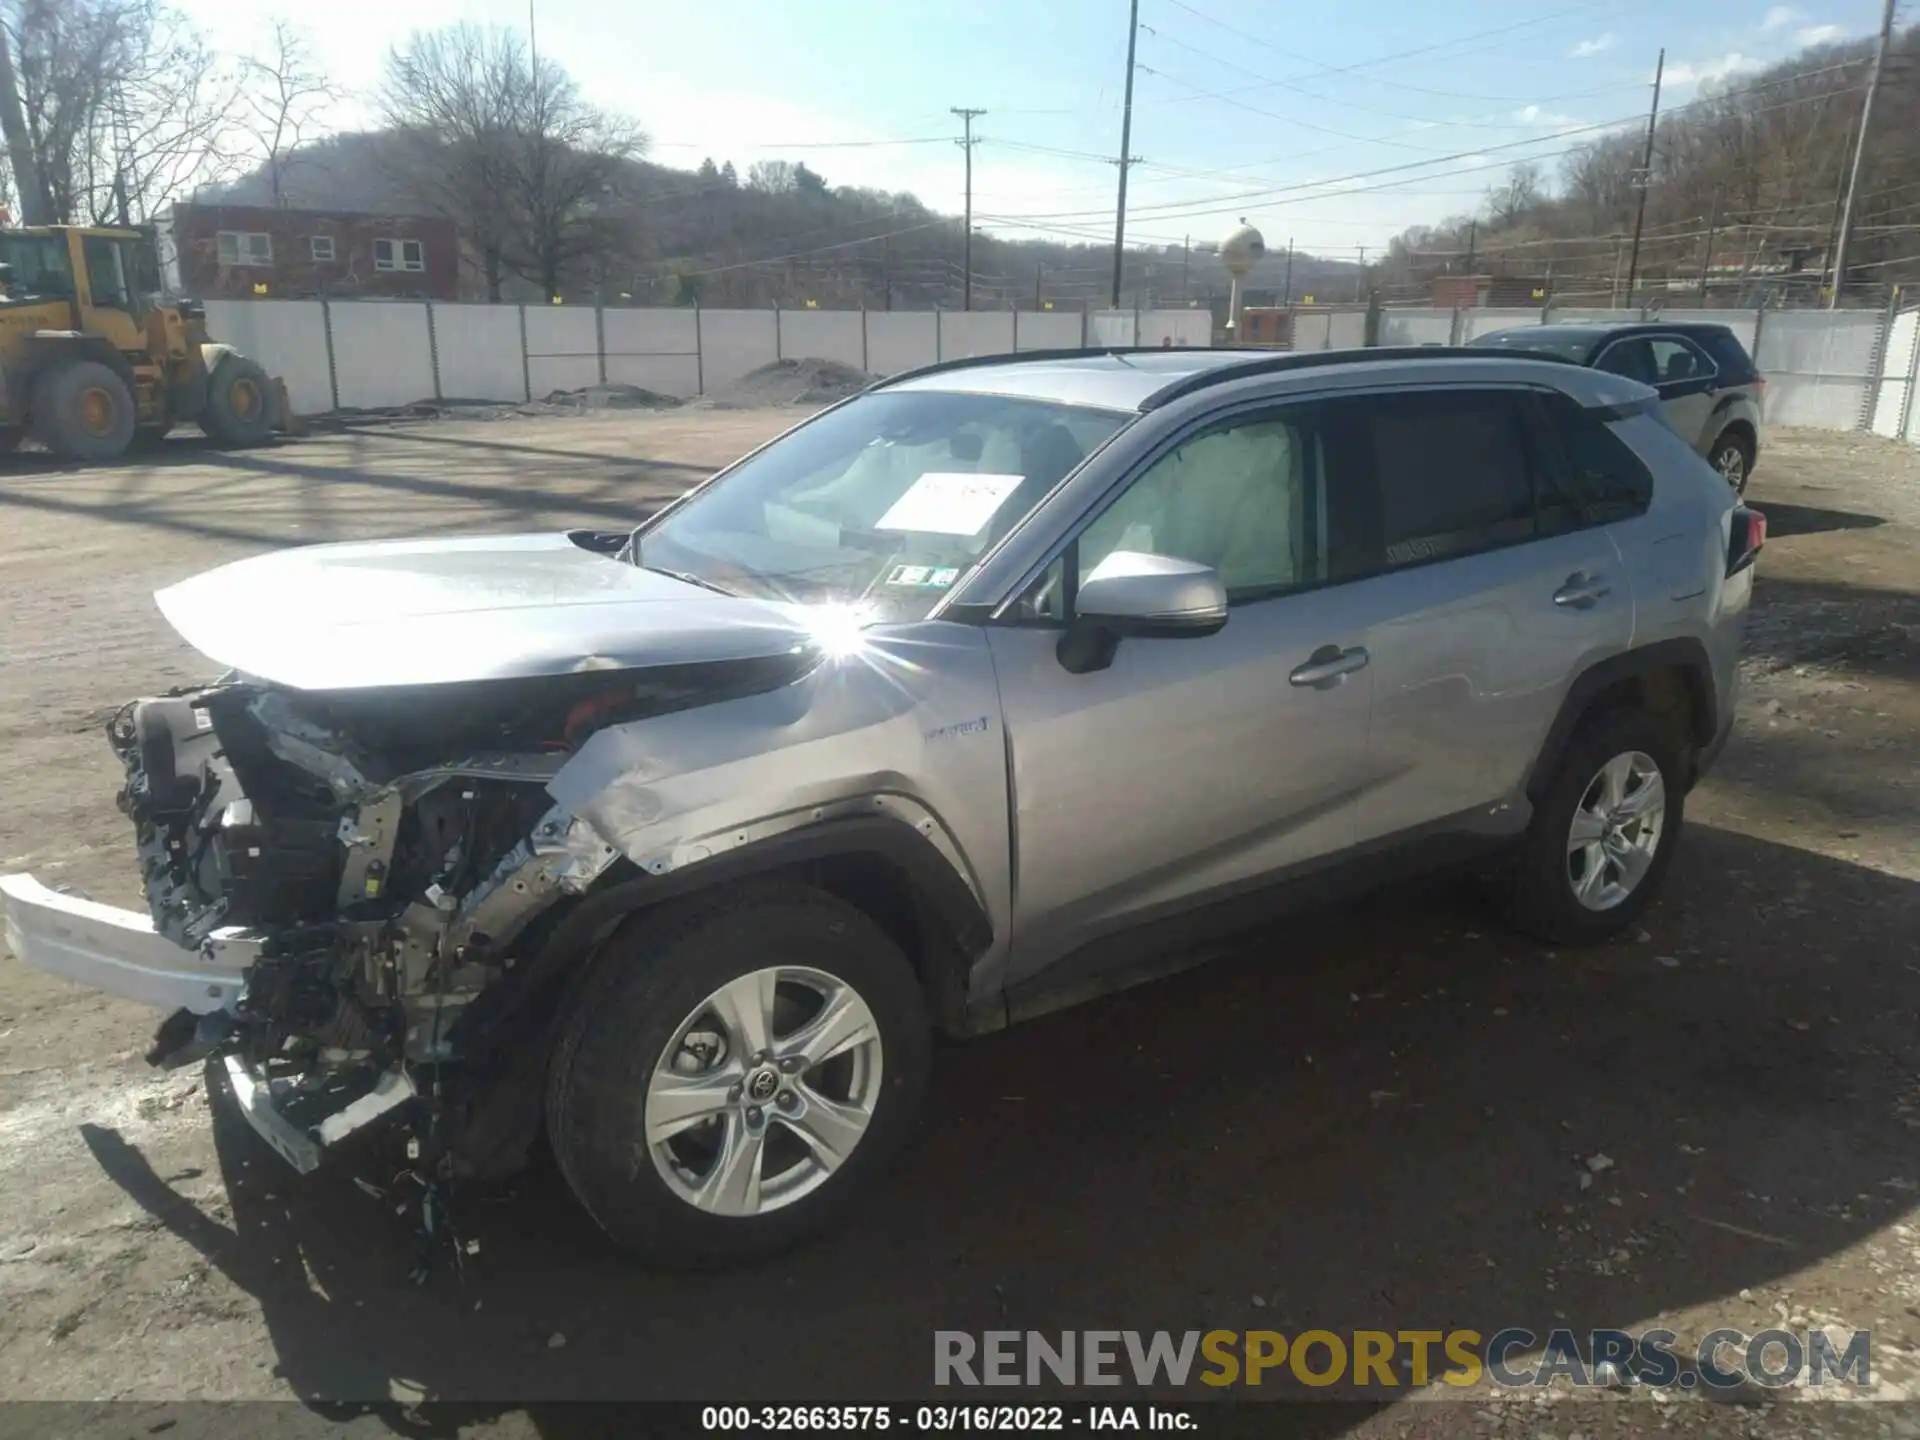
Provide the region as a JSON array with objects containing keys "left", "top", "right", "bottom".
[
  {"left": 1461, "top": 308, "right": 1538, "bottom": 340},
  {"left": 1869, "top": 308, "right": 1919, "bottom": 439},
  {"left": 522, "top": 306, "right": 599, "bottom": 395},
  {"left": 777, "top": 310, "right": 866, "bottom": 371},
  {"left": 940, "top": 311, "right": 1016, "bottom": 359},
  {"left": 1756, "top": 310, "right": 1884, "bottom": 430},
  {"left": 1139, "top": 309, "right": 1213, "bottom": 347},
  {"left": 1088, "top": 312, "right": 1136, "bottom": 347},
  {"left": 1328, "top": 311, "right": 1367, "bottom": 350},
  {"left": 203, "top": 299, "right": 333, "bottom": 416},
  {"left": 697, "top": 310, "right": 779, "bottom": 392},
  {"left": 328, "top": 302, "right": 435, "bottom": 409},
  {"left": 1290, "top": 312, "right": 1334, "bottom": 350},
  {"left": 1014, "top": 311, "right": 1082, "bottom": 350},
  {"left": 431, "top": 304, "right": 527, "bottom": 402},
  {"left": 1379, "top": 309, "right": 1456, "bottom": 346},
  {"left": 603, "top": 308, "right": 701, "bottom": 398},
  {"left": 1550, "top": 308, "right": 1641, "bottom": 325},
  {"left": 864, "top": 313, "right": 938, "bottom": 375}
]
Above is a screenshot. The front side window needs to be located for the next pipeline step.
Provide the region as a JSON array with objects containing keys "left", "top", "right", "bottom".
[
  {"left": 1361, "top": 390, "right": 1538, "bottom": 568},
  {"left": 81, "top": 235, "right": 130, "bottom": 308},
  {"left": 637, "top": 389, "right": 1128, "bottom": 622}
]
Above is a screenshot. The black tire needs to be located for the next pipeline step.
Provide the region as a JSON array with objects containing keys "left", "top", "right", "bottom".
[
  {"left": 199, "top": 355, "right": 279, "bottom": 447},
  {"left": 31, "top": 360, "right": 136, "bottom": 461},
  {"left": 546, "top": 878, "right": 931, "bottom": 1269},
  {"left": 1492, "top": 707, "right": 1686, "bottom": 945},
  {"left": 1707, "top": 428, "right": 1754, "bottom": 495}
]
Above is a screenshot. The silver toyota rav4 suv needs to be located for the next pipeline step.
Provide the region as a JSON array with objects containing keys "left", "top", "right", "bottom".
[{"left": 2, "top": 346, "right": 1764, "bottom": 1268}]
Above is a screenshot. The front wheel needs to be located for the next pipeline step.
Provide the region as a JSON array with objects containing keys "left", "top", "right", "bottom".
[
  {"left": 546, "top": 880, "right": 930, "bottom": 1269},
  {"left": 32, "top": 360, "right": 136, "bottom": 461},
  {"left": 1708, "top": 429, "right": 1754, "bottom": 494},
  {"left": 1492, "top": 708, "right": 1685, "bottom": 945},
  {"left": 198, "top": 355, "right": 280, "bottom": 447}
]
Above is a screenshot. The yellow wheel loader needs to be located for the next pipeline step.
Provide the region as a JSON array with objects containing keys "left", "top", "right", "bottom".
[{"left": 0, "top": 223, "right": 295, "bottom": 462}]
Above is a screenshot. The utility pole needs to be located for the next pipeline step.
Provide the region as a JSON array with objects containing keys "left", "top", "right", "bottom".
[
  {"left": 1110, "top": 0, "right": 1140, "bottom": 309},
  {"left": 1356, "top": 246, "right": 1367, "bottom": 303},
  {"left": 0, "top": 21, "right": 49, "bottom": 223},
  {"left": 1464, "top": 219, "right": 1478, "bottom": 273},
  {"left": 1830, "top": 0, "right": 1897, "bottom": 309},
  {"left": 1035, "top": 262, "right": 1043, "bottom": 309},
  {"left": 1624, "top": 48, "right": 1665, "bottom": 304},
  {"left": 1282, "top": 237, "right": 1295, "bottom": 305},
  {"left": 1698, "top": 191, "right": 1721, "bottom": 299},
  {"left": 1181, "top": 236, "right": 1190, "bottom": 302},
  {"left": 951, "top": 107, "right": 986, "bottom": 311}
]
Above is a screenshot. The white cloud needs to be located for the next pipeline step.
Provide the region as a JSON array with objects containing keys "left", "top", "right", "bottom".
[
  {"left": 1514, "top": 103, "right": 1583, "bottom": 127},
  {"left": 1569, "top": 33, "right": 1616, "bottom": 58},
  {"left": 1796, "top": 23, "right": 1846, "bottom": 43},
  {"left": 1761, "top": 6, "right": 1802, "bottom": 31},
  {"left": 1665, "top": 53, "right": 1766, "bottom": 86}
]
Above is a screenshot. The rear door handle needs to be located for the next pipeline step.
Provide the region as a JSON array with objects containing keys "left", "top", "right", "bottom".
[
  {"left": 1553, "top": 573, "right": 1612, "bottom": 609},
  {"left": 1289, "top": 644, "right": 1370, "bottom": 688}
]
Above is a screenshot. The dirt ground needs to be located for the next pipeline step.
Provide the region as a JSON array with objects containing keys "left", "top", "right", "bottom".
[{"left": 0, "top": 415, "right": 1916, "bottom": 1436}]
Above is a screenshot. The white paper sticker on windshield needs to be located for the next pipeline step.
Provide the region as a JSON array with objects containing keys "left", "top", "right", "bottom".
[{"left": 875, "top": 472, "right": 1025, "bottom": 536}]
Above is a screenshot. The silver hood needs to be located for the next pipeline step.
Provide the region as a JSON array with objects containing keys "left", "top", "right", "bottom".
[{"left": 155, "top": 533, "right": 819, "bottom": 690}]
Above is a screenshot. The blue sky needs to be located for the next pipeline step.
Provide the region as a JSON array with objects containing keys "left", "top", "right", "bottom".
[{"left": 190, "top": 0, "right": 1890, "bottom": 259}]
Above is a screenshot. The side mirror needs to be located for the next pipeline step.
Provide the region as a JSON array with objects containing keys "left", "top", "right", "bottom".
[{"left": 1057, "top": 550, "right": 1228, "bottom": 674}]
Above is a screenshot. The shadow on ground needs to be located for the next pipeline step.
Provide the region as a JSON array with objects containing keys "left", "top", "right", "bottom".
[{"left": 72, "top": 822, "right": 1920, "bottom": 1430}]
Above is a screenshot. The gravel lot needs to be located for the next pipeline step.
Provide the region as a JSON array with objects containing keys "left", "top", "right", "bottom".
[{"left": 0, "top": 416, "right": 1916, "bottom": 1436}]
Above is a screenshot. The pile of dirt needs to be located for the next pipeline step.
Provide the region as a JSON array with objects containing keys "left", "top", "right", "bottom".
[
  {"left": 695, "top": 357, "right": 876, "bottom": 409},
  {"left": 540, "top": 382, "right": 683, "bottom": 411}
]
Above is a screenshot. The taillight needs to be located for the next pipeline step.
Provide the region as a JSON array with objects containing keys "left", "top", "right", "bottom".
[{"left": 1728, "top": 505, "right": 1766, "bottom": 575}]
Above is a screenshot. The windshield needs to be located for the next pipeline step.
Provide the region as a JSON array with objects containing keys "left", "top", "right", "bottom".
[
  {"left": 0, "top": 234, "right": 74, "bottom": 303},
  {"left": 635, "top": 389, "right": 1129, "bottom": 621},
  {"left": 1467, "top": 329, "right": 1596, "bottom": 363}
]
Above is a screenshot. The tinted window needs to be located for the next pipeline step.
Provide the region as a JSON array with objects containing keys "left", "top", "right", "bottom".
[
  {"left": 1647, "top": 336, "right": 1713, "bottom": 384},
  {"left": 1075, "top": 408, "right": 1334, "bottom": 604},
  {"left": 1692, "top": 329, "right": 1757, "bottom": 382},
  {"left": 1595, "top": 339, "right": 1658, "bottom": 386},
  {"left": 1361, "top": 390, "right": 1538, "bottom": 568},
  {"left": 1537, "top": 392, "right": 1655, "bottom": 524}
]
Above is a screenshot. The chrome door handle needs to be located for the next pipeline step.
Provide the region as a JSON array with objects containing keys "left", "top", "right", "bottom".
[
  {"left": 1289, "top": 645, "right": 1370, "bottom": 687},
  {"left": 1553, "top": 573, "right": 1612, "bottom": 608}
]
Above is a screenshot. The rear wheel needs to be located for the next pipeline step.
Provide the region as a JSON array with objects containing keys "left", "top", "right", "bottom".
[
  {"left": 546, "top": 880, "right": 931, "bottom": 1269},
  {"left": 198, "top": 355, "right": 279, "bottom": 447},
  {"left": 1492, "top": 708, "right": 1685, "bottom": 945},
  {"left": 1708, "top": 429, "right": 1753, "bottom": 494},
  {"left": 32, "top": 361, "right": 136, "bottom": 462}
]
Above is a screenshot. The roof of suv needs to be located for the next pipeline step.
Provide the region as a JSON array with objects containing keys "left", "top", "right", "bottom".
[
  {"left": 1473, "top": 321, "right": 1742, "bottom": 349},
  {"left": 877, "top": 344, "right": 1627, "bottom": 413}
]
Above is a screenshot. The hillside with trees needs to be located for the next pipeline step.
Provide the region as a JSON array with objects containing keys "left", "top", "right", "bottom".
[{"left": 1377, "top": 24, "right": 1920, "bottom": 307}]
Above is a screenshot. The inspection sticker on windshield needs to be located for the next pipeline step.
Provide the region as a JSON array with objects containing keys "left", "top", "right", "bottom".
[
  {"left": 875, "top": 472, "right": 1024, "bottom": 536},
  {"left": 885, "top": 564, "right": 962, "bottom": 589}
]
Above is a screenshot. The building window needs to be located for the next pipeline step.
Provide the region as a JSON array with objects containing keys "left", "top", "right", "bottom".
[
  {"left": 216, "top": 231, "right": 273, "bottom": 267},
  {"left": 373, "top": 238, "right": 426, "bottom": 273},
  {"left": 309, "top": 235, "right": 336, "bottom": 262}
]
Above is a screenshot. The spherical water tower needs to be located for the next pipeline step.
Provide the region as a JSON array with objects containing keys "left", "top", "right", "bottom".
[{"left": 1220, "top": 219, "right": 1266, "bottom": 341}]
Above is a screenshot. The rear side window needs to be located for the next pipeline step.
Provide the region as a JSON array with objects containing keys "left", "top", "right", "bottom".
[
  {"left": 1359, "top": 390, "right": 1538, "bottom": 568},
  {"left": 1692, "top": 329, "right": 1758, "bottom": 382},
  {"left": 1536, "top": 391, "right": 1655, "bottom": 524}
]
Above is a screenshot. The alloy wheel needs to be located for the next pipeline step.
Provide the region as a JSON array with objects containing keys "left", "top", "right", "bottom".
[
  {"left": 644, "top": 966, "right": 883, "bottom": 1217},
  {"left": 1566, "top": 750, "right": 1667, "bottom": 912},
  {"left": 1715, "top": 445, "right": 1746, "bottom": 487}
]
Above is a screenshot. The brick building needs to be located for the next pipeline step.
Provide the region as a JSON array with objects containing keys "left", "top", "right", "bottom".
[{"left": 168, "top": 204, "right": 460, "bottom": 301}]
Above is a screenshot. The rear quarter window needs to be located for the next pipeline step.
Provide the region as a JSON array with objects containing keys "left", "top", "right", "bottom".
[
  {"left": 1693, "top": 330, "right": 1757, "bottom": 382},
  {"left": 1537, "top": 391, "right": 1655, "bottom": 523}
]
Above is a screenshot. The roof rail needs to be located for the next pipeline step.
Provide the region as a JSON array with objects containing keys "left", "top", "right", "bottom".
[
  {"left": 1136, "top": 344, "right": 1580, "bottom": 410},
  {"left": 868, "top": 345, "right": 1237, "bottom": 391}
]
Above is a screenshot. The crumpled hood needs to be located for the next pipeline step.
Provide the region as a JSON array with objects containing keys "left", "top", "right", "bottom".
[{"left": 155, "top": 533, "right": 818, "bottom": 690}]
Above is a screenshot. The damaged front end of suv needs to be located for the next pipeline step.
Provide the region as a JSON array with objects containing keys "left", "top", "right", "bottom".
[{"left": 3, "top": 530, "right": 828, "bottom": 1182}]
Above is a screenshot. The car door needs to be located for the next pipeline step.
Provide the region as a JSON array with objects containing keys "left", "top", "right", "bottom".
[
  {"left": 1643, "top": 334, "right": 1722, "bottom": 452},
  {"left": 1333, "top": 385, "right": 1636, "bottom": 845},
  {"left": 984, "top": 399, "right": 1378, "bottom": 990}
]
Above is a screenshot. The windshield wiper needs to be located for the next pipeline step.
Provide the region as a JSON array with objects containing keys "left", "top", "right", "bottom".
[{"left": 645, "top": 565, "right": 736, "bottom": 597}]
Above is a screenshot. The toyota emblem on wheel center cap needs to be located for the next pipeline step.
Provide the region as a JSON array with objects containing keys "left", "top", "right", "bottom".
[{"left": 746, "top": 1067, "right": 780, "bottom": 1102}]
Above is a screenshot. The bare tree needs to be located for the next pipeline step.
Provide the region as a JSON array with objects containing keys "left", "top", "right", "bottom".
[
  {"left": 381, "top": 23, "right": 643, "bottom": 302},
  {"left": 1485, "top": 161, "right": 1543, "bottom": 227},
  {"left": 239, "top": 18, "right": 334, "bottom": 206},
  {"left": 10, "top": 0, "right": 239, "bottom": 225}
]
